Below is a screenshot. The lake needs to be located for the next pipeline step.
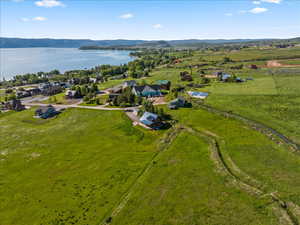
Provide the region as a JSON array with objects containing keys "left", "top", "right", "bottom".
[{"left": 0, "top": 48, "right": 133, "bottom": 80}]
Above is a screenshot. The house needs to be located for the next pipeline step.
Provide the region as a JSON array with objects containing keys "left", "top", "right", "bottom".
[
  {"left": 16, "top": 90, "right": 31, "bottom": 98},
  {"left": 35, "top": 105, "right": 58, "bottom": 119},
  {"left": 140, "top": 112, "right": 163, "bottom": 129},
  {"left": 89, "top": 78, "right": 97, "bottom": 83},
  {"left": 108, "top": 93, "right": 120, "bottom": 102},
  {"left": 26, "top": 88, "right": 41, "bottom": 96},
  {"left": 205, "top": 71, "right": 222, "bottom": 79},
  {"left": 65, "top": 90, "right": 77, "bottom": 98},
  {"left": 188, "top": 91, "right": 209, "bottom": 99},
  {"left": 39, "top": 83, "right": 52, "bottom": 90},
  {"left": 168, "top": 96, "right": 186, "bottom": 109},
  {"left": 132, "top": 85, "right": 162, "bottom": 97},
  {"left": 155, "top": 80, "right": 171, "bottom": 90},
  {"left": 3, "top": 99, "right": 25, "bottom": 111},
  {"left": 123, "top": 80, "right": 137, "bottom": 89}
]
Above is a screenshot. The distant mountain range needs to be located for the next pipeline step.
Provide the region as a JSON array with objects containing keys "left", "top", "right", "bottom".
[{"left": 1, "top": 37, "right": 300, "bottom": 48}]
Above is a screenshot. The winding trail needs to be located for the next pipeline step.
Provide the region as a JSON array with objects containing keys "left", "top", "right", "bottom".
[
  {"left": 100, "top": 123, "right": 300, "bottom": 225},
  {"left": 186, "top": 127, "right": 299, "bottom": 225}
]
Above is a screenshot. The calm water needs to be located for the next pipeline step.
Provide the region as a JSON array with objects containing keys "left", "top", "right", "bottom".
[{"left": 0, "top": 48, "right": 133, "bottom": 80}]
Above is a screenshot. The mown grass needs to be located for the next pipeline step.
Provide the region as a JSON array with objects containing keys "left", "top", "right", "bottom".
[
  {"left": 112, "top": 131, "right": 278, "bottom": 225},
  {"left": 41, "top": 92, "right": 69, "bottom": 104},
  {"left": 204, "top": 76, "right": 277, "bottom": 95},
  {"left": 0, "top": 108, "right": 163, "bottom": 225}
]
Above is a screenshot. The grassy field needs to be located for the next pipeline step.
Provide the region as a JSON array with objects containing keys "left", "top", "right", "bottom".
[
  {"left": 112, "top": 131, "right": 278, "bottom": 225},
  {"left": 169, "top": 108, "right": 300, "bottom": 206},
  {"left": 278, "top": 58, "right": 300, "bottom": 65},
  {"left": 1, "top": 108, "right": 284, "bottom": 225},
  {"left": 205, "top": 69, "right": 300, "bottom": 144},
  {"left": 0, "top": 108, "right": 163, "bottom": 225}
]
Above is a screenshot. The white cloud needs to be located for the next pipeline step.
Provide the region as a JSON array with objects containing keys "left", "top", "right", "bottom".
[
  {"left": 261, "top": 0, "right": 282, "bottom": 3},
  {"left": 21, "top": 17, "right": 47, "bottom": 22},
  {"left": 252, "top": 1, "right": 261, "bottom": 5},
  {"left": 225, "top": 13, "right": 233, "bottom": 16},
  {"left": 21, "top": 17, "right": 30, "bottom": 22},
  {"left": 249, "top": 7, "right": 268, "bottom": 13},
  {"left": 32, "top": 16, "right": 47, "bottom": 21},
  {"left": 153, "top": 24, "right": 163, "bottom": 29},
  {"left": 35, "top": 0, "right": 64, "bottom": 8},
  {"left": 120, "top": 13, "right": 134, "bottom": 19}
]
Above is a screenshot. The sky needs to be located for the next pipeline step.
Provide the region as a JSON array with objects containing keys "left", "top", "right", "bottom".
[{"left": 1, "top": 0, "right": 300, "bottom": 40}]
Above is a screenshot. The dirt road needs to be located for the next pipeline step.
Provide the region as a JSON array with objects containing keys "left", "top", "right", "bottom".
[
  {"left": 266, "top": 60, "right": 300, "bottom": 68},
  {"left": 23, "top": 102, "right": 138, "bottom": 111}
]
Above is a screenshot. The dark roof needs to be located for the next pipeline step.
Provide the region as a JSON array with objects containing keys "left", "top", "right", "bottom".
[
  {"left": 133, "top": 85, "right": 161, "bottom": 93},
  {"left": 169, "top": 97, "right": 185, "bottom": 106},
  {"left": 36, "top": 105, "right": 55, "bottom": 114}
]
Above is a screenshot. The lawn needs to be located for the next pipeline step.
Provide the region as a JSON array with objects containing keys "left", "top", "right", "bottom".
[{"left": 0, "top": 108, "right": 163, "bottom": 225}]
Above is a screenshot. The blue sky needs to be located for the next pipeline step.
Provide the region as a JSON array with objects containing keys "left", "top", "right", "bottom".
[{"left": 1, "top": 0, "right": 299, "bottom": 40}]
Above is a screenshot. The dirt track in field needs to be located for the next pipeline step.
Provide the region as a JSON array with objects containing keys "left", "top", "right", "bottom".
[{"left": 266, "top": 60, "right": 300, "bottom": 68}]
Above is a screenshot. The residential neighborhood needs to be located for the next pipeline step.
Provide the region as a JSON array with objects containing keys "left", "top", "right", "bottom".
[{"left": 0, "top": 70, "right": 251, "bottom": 128}]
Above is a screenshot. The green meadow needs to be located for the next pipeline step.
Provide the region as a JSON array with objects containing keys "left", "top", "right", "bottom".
[
  {"left": 169, "top": 108, "right": 300, "bottom": 206},
  {"left": 1, "top": 108, "right": 286, "bottom": 225},
  {"left": 0, "top": 109, "right": 162, "bottom": 225},
  {"left": 112, "top": 131, "right": 278, "bottom": 225}
]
